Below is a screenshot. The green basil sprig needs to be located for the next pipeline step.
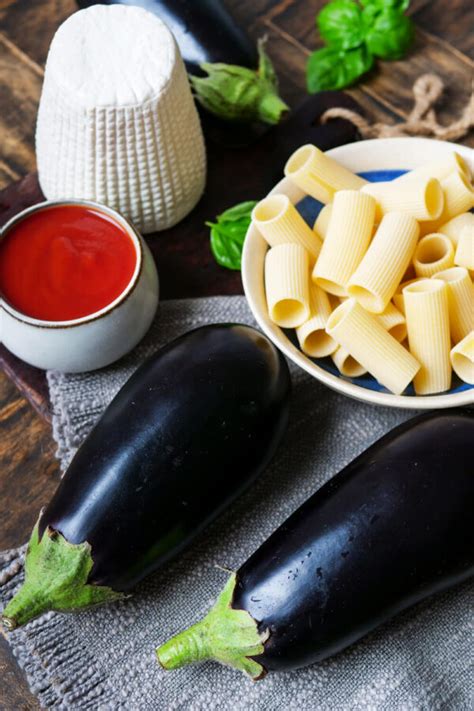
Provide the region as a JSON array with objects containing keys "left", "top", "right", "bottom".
[
  {"left": 307, "top": 0, "right": 414, "bottom": 92},
  {"left": 190, "top": 39, "right": 288, "bottom": 125},
  {"left": 206, "top": 201, "right": 257, "bottom": 271}
]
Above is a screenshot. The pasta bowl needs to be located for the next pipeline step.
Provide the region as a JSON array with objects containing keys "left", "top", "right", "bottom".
[{"left": 242, "top": 137, "right": 473, "bottom": 409}]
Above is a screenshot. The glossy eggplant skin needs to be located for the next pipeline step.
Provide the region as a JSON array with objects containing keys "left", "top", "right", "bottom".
[
  {"left": 39, "top": 324, "right": 290, "bottom": 591},
  {"left": 76, "top": 0, "right": 258, "bottom": 71},
  {"left": 233, "top": 410, "right": 474, "bottom": 672}
]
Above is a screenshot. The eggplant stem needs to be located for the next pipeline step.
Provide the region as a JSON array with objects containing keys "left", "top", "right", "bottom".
[
  {"left": 156, "top": 574, "right": 268, "bottom": 680},
  {"left": 2, "top": 519, "right": 124, "bottom": 629}
]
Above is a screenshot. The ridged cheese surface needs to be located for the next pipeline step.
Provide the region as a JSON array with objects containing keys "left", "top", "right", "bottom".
[{"left": 36, "top": 5, "right": 206, "bottom": 233}]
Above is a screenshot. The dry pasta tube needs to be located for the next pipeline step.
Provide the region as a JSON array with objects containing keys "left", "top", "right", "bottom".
[
  {"left": 413, "top": 234, "right": 454, "bottom": 278},
  {"left": 361, "top": 176, "right": 444, "bottom": 222},
  {"left": 331, "top": 346, "right": 367, "bottom": 377},
  {"left": 393, "top": 279, "right": 420, "bottom": 315},
  {"left": 395, "top": 152, "right": 470, "bottom": 184},
  {"left": 438, "top": 212, "right": 474, "bottom": 247},
  {"left": 434, "top": 267, "right": 473, "bottom": 344},
  {"left": 253, "top": 194, "right": 322, "bottom": 260},
  {"left": 313, "top": 190, "right": 376, "bottom": 296},
  {"left": 450, "top": 331, "right": 474, "bottom": 384},
  {"left": 348, "top": 212, "right": 419, "bottom": 313},
  {"left": 454, "top": 227, "right": 474, "bottom": 271},
  {"left": 265, "top": 244, "right": 310, "bottom": 328},
  {"left": 403, "top": 279, "right": 451, "bottom": 395},
  {"left": 326, "top": 298, "right": 420, "bottom": 394},
  {"left": 296, "top": 284, "right": 337, "bottom": 357},
  {"left": 375, "top": 302, "right": 407, "bottom": 343},
  {"left": 419, "top": 171, "right": 474, "bottom": 235},
  {"left": 284, "top": 144, "right": 367, "bottom": 204},
  {"left": 313, "top": 203, "right": 333, "bottom": 240}
]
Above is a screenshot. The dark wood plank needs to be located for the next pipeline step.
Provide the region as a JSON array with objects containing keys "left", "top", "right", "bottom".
[
  {"left": 0, "top": 371, "right": 56, "bottom": 710},
  {"left": 413, "top": 0, "right": 474, "bottom": 60},
  {"left": 0, "top": 373, "right": 59, "bottom": 549},
  {"left": 0, "top": 0, "right": 76, "bottom": 67},
  {"left": 0, "top": 636, "right": 39, "bottom": 710},
  {"left": 0, "top": 34, "right": 41, "bottom": 185}
]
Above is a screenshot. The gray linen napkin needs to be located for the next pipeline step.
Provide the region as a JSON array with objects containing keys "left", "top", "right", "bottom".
[{"left": 1, "top": 296, "right": 472, "bottom": 710}]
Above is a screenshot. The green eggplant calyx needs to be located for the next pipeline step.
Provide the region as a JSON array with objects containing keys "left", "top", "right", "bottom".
[
  {"left": 189, "top": 37, "right": 288, "bottom": 126},
  {"left": 257, "top": 92, "right": 289, "bottom": 125},
  {"left": 2, "top": 518, "right": 124, "bottom": 630},
  {"left": 156, "top": 574, "right": 269, "bottom": 680}
]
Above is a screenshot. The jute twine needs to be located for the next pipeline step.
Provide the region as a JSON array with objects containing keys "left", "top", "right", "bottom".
[{"left": 321, "top": 74, "right": 474, "bottom": 141}]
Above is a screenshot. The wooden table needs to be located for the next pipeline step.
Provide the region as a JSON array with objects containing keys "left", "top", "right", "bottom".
[{"left": 0, "top": 0, "right": 472, "bottom": 707}]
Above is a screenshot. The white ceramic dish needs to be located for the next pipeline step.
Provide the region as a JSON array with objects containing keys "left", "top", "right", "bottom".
[
  {"left": 1, "top": 199, "right": 159, "bottom": 372},
  {"left": 242, "top": 137, "right": 473, "bottom": 409}
]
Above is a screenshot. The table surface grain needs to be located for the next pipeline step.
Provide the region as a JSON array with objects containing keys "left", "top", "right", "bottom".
[{"left": 0, "top": 0, "right": 472, "bottom": 707}]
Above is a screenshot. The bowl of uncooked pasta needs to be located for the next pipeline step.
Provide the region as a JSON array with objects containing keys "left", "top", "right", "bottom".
[{"left": 242, "top": 137, "right": 473, "bottom": 409}]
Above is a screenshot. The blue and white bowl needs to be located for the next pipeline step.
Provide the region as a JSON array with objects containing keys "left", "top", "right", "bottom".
[{"left": 242, "top": 137, "right": 473, "bottom": 409}]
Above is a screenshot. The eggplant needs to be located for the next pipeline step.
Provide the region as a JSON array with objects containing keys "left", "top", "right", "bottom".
[
  {"left": 157, "top": 410, "right": 474, "bottom": 679},
  {"left": 2, "top": 324, "right": 290, "bottom": 629},
  {"left": 76, "top": 0, "right": 258, "bottom": 72}
]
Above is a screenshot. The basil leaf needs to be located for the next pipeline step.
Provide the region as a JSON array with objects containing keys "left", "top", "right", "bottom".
[
  {"left": 365, "top": 9, "right": 414, "bottom": 59},
  {"left": 217, "top": 200, "right": 258, "bottom": 223},
  {"left": 317, "top": 0, "right": 365, "bottom": 50},
  {"left": 307, "top": 46, "right": 373, "bottom": 92},
  {"left": 207, "top": 200, "right": 257, "bottom": 271},
  {"left": 360, "top": 0, "right": 410, "bottom": 9}
]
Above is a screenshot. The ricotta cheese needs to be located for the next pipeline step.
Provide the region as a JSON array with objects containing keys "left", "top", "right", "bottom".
[{"left": 36, "top": 5, "right": 206, "bottom": 233}]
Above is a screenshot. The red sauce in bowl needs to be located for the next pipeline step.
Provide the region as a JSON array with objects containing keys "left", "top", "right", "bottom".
[{"left": 0, "top": 204, "right": 137, "bottom": 321}]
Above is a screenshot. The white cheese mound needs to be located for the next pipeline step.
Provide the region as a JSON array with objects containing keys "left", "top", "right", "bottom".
[{"left": 36, "top": 5, "right": 206, "bottom": 233}]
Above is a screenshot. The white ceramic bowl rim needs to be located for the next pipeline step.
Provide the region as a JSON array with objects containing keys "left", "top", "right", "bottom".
[
  {"left": 242, "top": 137, "right": 474, "bottom": 410},
  {"left": 0, "top": 198, "right": 143, "bottom": 328}
]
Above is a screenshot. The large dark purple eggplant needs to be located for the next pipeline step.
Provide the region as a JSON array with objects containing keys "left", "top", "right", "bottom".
[
  {"left": 157, "top": 410, "right": 474, "bottom": 679},
  {"left": 2, "top": 324, "right": 290, "bottom": 629},
  {"left": 76, "top": 0, "right": 258, "bottom": 72}
]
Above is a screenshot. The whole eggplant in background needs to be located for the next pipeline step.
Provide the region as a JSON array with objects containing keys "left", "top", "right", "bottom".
[
  {"left": 2, "top": 325, "right": 290, "bottom": 629},
  {"left": 157, "top": 410, "right": 474, "bottom": 679},
  {"left": 76, "top": 0, "right": 258, "bottom": 71}
]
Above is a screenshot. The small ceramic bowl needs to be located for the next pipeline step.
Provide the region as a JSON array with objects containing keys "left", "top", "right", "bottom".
[
  {"left": 242, "top": 137, "right": 473, "bottom": 409},
  {"left": 1, "top": 199, "right": 159, "bottom": 372}
]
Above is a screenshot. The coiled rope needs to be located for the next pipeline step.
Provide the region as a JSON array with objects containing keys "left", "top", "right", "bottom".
[{"left": 320, "top": 74, "right": 474, "bottom": 141}]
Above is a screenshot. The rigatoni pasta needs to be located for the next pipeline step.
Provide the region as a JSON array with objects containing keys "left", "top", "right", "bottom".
[
  {"left": 331, "top": 346, "right": 367, "bottom": 377},
  {"left": 284, "top": 144, "right": 367, "bottom": 204},
  {"left": 413, "top": 233, "right": 454, "bottom": 278},
  {"left": 392, "top": 279, "right": 420, "bottom": 315},
  {"left": 296, "top": 284, "right": 337, "bottom": 357},
  {"left": 420, "top": 170, "right": 474, "bottom": 234},
  {"left": 434, "top": 267, "right": 473, "bottom": 344},
  {"left": 438, "top": 212, "right": 474, "bottom": 247},
  {"left": 326, "top": 298, "right": 420, "bottom": 394},
  {"left": 361, "top": 176, "right": 444, "bottom": 222},
  {"left": 253, "top": 194, "right": 322, "bottom": 260},
  {"left": 450, "top": 331, "right": 474, "bottom": 384},
  {"left": 403, "top": 279, "right": 451, "bottom": 395},
  {"left": 395, "top": 152, "right": 470, "bottom": 184},
  {"left": 257, "top": 143, "right": 473, "bottom": 397},
  {"left": 348, "top": 212, "right": 419, "bottom": 313},
  {"left": 265, "top": 244, "right": 310, "bottom": 328},
  {"left": 454, "top": 226, "right": 474, "bottom": 271},
  {"left": 313, "top": 203, "right": 333, "bottom": 240},
  {"left": 375, "top": 302, "right": 407, "bottom": 342},
  {"left": 313, "top": 190, "right": 376, "bottom": 296}
]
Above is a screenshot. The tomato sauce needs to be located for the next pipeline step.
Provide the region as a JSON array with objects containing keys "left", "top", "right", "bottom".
[{"left": 0, "top": 205, "right": 137, "bottom": 321}]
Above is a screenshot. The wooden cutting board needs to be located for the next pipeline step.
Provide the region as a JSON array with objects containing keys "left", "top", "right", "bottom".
[{"left": 0, "top": 91, "right": 361, "bottom": 421}]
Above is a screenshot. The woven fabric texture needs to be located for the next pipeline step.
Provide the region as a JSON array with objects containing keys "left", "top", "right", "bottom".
[{"left": 1, "top": 296, "right": 472, "bottom": 710}]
